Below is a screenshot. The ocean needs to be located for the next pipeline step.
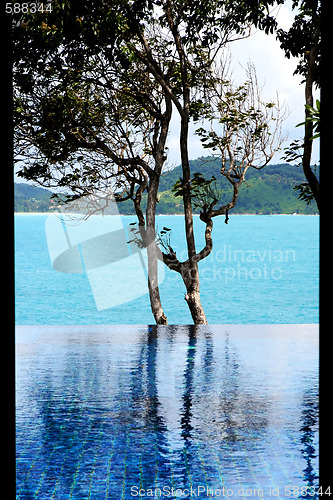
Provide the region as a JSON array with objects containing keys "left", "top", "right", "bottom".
[{"left": 14, "top": 213, "right": 319, "bottom": 325}]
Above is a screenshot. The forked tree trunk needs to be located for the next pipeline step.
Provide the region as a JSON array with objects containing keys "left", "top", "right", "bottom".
[
  {"left": 142, "top": 4, "right": 208, "bottom": 324},
  {"left": 179, "top": 112, "right": 208, "bottom": 325}
]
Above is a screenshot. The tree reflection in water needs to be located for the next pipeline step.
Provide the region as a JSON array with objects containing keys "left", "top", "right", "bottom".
[
  {"left": 299, "top": 386, "right": 319, "bottom": 497},
  {"left": 15, "top": 325, "right": 319, "bottom": 499}
]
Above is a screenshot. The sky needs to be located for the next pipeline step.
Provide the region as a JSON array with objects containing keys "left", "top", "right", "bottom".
[{"left": 164, "top": 0, "right": 320, "bottom": 170}]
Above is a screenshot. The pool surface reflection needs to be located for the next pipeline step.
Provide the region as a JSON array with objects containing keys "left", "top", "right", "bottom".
[{"left": 16, "top": 324, "right": 318, "bottom": 499}]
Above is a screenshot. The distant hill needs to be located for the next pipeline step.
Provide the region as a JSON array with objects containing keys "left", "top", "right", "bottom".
[
  {"left": 14, "top": 183, "right": 55, "bottom": 212},
  {"left": 14, "top": 157, "right": 319, "bottom": 214},
  {"left": 117, "top": 157, "right": 319, "bottom": 214}
]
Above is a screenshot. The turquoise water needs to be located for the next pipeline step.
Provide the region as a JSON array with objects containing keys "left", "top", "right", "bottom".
[
  {"left": 16, "top": 324, "right": 319, "bottom": 499},
  {"left": 15, "top": 214, "right": 319, "bottom": 325}
]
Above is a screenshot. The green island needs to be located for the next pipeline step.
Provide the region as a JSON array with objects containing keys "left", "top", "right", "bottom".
[{"left": 15, "top": 157, "right": 318, "bottom": 215}]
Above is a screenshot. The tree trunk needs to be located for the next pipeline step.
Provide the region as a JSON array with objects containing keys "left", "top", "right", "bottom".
[
  {"left": 144, "top": 94, "right": 172, "bottom": 325},
  {"left": 182, "top": 262, "right": 208, "bottom": 324},
  {"left": 147, "top": 258, "right": 168, "bottom": 324},
  {"left": 179, "top": 115, "right": 208, "bottom": 325},
  {"left": 145, "top": 171, "right": 168, "bottom": 325},
  {"left": 302, "top": 23, "right": 320, "bottom": 211}
]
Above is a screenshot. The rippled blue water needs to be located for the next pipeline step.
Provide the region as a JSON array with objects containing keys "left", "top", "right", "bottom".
[
  {"left": 16, "top": 324, "right": 319, "bottom": 499},
  {"left": 14, "top": 214, "right": 319, "bottom": 325}
]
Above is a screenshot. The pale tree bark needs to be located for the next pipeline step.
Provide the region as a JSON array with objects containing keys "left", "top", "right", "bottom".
[
  {"left": 163, "top": 0, "right": 208, "bottom": 324},
  {"left": 137, "top": 94, "right": 172, "bottom": 325}
]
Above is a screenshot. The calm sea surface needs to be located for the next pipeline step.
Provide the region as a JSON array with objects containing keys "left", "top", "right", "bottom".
[{"left": 14, "top": 214, "right": 319, "bottom": 325}]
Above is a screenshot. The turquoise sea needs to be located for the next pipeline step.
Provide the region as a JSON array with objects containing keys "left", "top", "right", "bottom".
[{"left": 15, "top": 214, "right": 319, "bottom": 325}]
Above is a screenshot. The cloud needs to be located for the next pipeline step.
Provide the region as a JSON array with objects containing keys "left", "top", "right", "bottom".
[
  {"left": 226, "top": 3, "right": 319, "bottom": 163},
  {"left": 166, "top": 1, "right": 319, "bottom": 167}
]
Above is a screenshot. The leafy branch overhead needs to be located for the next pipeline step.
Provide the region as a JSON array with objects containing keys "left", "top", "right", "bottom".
[
  {"left": 172, "top": 172, "right": 223, "bottom": 213},
  {"left": 171, "top": 62, "right": 286, "bottom": 223},
  {"left": 282, "top": 98, "right": 320, "bottom": 205},
  {"left": 194, "top": 65, "right": 286, "bottom": 174}
]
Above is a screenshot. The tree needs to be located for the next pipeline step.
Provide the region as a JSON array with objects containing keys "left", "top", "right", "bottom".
[
  {"left": 130, "top": 0, "right": 286, "bottom": 323},
  {"left": 14, "top": 2, "right": 173, "bottom": 324},
  {"left": 160, "top": 63, "right": 285, "bottom": 304},
  {"left": 14, "top": 0, "right": 286, "bottom": 324},
  {"left": 277, "top": 0, "right": 320, "bottom": 210}
]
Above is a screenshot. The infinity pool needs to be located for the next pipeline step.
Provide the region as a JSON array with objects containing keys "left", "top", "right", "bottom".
[{"left": 16, "top": 325, "right": 318, "bottom": 499}]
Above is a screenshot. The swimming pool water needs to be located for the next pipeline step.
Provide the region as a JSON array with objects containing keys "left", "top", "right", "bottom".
[{"left": 16, "top": 324, "right": 319, "bottom": 499}]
